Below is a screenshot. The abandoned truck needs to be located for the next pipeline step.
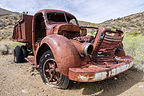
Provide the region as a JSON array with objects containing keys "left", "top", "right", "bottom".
[{"left": 12, "top": 9, "right": 133, "bottom": 89}]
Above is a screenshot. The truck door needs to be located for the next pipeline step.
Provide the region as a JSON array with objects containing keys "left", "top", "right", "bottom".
[{"left": 34, "top": 13, "right": 46, "bottom": 44}]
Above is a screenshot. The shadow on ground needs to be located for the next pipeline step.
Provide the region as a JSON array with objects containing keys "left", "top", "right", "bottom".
[{"left": 71, "top": 68, "right": 144, "bottom": 96}]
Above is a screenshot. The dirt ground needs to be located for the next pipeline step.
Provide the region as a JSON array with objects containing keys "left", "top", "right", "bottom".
[{"left": 0, "top": 41, "right": 144, "bottom": 96}]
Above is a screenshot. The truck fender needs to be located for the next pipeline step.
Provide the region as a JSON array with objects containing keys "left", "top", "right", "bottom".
[{"left": 36, "top": 34, "right": 81, "bottom": 76}]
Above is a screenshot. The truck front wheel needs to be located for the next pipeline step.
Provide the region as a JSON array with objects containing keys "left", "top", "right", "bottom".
[{"left": 39, "top": 50, "right": 71, "bottom": 89}]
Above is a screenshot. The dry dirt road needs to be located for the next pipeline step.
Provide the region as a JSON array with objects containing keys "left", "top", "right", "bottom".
[
  {"left": 0, "top": 55, "right": 144, "bottom": 96},
  {"left": 0, "top": 40, "right": 144, "bottom": 96}
]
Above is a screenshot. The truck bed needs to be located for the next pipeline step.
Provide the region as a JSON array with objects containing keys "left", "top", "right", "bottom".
[{"left": 12, "top": 14, "right": 33, "bottom": 44}]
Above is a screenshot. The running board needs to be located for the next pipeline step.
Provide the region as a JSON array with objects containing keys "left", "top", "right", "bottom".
[{"left": 25, "top": 57, "right": 35, "bottom": 65}]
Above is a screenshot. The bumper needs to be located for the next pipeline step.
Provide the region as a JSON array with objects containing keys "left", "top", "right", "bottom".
[{"left": 69, "top": 57, "right": 133, "bottom": 82}]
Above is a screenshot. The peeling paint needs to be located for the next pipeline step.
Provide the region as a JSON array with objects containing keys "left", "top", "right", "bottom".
[
  {"left": 93, "top": 72, "right": 107, "bottom": 81},
  {"left": 110, "top": 62, "right": 133, "bottom": 77},
  {"left": 77, "top": 62, "right": 133, "bottom": 82},
  {"left": 79, "top": 76, "right": 88, "bottom": 81}
]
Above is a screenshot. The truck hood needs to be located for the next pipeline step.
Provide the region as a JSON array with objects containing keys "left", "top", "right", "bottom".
[{"left": 46, "top": 23, "right": 80, "bottom": 34}]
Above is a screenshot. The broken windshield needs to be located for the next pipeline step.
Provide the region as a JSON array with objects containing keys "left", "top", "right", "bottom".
[{"left": 47, "top": 12, "right": 78, "bottom": 25}]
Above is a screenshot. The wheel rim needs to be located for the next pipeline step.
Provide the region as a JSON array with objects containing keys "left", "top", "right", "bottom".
[{"left": 43, "top": 58, "right": 62, "bottom": 85}]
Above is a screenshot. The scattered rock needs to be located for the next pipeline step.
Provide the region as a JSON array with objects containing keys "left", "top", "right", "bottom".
[
  {"left": 8, "top": 36, "right": 12, "bottom": 40},
  {"left": 0, "top": 22, "right": 6, "bottom": 27},
  {"left": 29, "top": 67, "right": 35, "bottom": 73},
  {"left": 31, "top": 72, "right": 36, "bottom": 76},
  {"left": 114, "top": 77, "right": 118, "bottom": 80},
  {"left": 138, "top": 85, "right": 144, "bottom": 88},
  {"left": 21, "top": 88, "right": 28, "bottom": 94},
  {"left": 8, "top": 46, "right": 15, "bottom": 54},
  {"left": 0, "top": 44, "right": 9, "bottom": 55},
  {"left": 0, "top": 37, "right": 3, "bottom": 41}
]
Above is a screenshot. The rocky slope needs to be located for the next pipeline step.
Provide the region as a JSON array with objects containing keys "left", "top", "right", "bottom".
[
  {"left": 0, "top": 8, "right": 19, "bottom": 16},
  {"left": 0, "top": 8, "right": 20, "bottom": 40},
  {"left": 79, "top": 12, "right": 144, "bottom": 36},
  {"left": 0, "top": 14, "right": 20, "bottom": 40},
  {"left": 99, "top": 12, "right": 144, "bottom": 35}
]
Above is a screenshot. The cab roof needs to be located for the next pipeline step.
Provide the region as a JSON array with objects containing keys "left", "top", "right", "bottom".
[{"left": 37, "top": 9, "right": 76, "bottom": 18}]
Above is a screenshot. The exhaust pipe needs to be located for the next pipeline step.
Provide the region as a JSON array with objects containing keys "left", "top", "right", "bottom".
[
  {"left": 70, "top": 40, "right": 93, "bottom": 56},
  {"left": 83, "top": 43, "right": 93, "bottom": 56}
]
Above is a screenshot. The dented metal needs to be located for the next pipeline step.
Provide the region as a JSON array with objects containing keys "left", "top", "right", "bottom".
[
  {"left": 69, "top": 56, "right": 133, "bottom": 82},
  {"left": 77, "top": 62, "right": 133, "bottom": 82}
]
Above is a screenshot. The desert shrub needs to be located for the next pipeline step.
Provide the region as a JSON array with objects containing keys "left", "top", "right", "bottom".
[
  {"left": 138, "top": 27, "right": 144, "bottom": 33},
  {"left": 121, "top": 23, "right": 127, "bottom": 27},
  {"left": 127, "top": 32, "right": 141, "bottom": 36},
  {"left": 8, "top": 22, "right": 13, "bottom": 25},
  {"left": 117, "top": 18, "right": 121, "bottom": 20},
  {"left": 90, "top": 29, "right": 96, "bottom": 34},
  {"left": 9, "top": 42, "right": 25, "bottom": 49},
  {"left": 123, "top": 34, "right": 144, "bottom": 71},
  {"left": 136, "top": 23, "right": 141, "bottom": 26},
  {"left": 125, "top": 18, "right": 131, "bottom": 21},
  {"left": 87, "top": 29, "right": 97, "bottom": 36},
  {"left": 130, "top": 24, "right": 136, "bottom": 27},
  {"left": 0, "top": 14, "right": 9, "bottom": 17},
  {"left": 111, "top": 26, "right": 115, "bottom": 29}
]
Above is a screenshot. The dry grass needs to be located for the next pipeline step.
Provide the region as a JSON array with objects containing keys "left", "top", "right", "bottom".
[{"left": 123, "top": 34, "right": 144, "bottom": 71}]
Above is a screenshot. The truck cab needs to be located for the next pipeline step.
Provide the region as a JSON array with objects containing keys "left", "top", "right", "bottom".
[{"left": 32, "top": 10, "right": 80, "bottom": 52}]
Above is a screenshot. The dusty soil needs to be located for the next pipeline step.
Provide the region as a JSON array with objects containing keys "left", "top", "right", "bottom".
[{"left": 0, "top": 40, "right": 144, "bottom": 96}]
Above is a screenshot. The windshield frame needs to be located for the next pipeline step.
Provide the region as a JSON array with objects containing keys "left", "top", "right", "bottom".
[{"left": 46, "top": 12, "right": 79, "bottom": 25}]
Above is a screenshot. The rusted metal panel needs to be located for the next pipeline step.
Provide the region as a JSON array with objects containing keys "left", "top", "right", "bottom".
[
  {"left": 69, "top": 56, "right": 133, "bottom": 82},
  {"left": 39, "top": 34, "right": 81, "bottom": 76},
  {"left": 12, "top": 14, "right": 33, "bottom": 44}
]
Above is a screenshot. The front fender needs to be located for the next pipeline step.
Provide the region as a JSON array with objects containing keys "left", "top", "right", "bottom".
[{"left": 39, "top": 34, "right": 81, "bottom": 76}]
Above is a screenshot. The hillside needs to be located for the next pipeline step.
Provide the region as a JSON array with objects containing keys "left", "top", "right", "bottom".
[
  {"left": 99, "top": 12, "right": 144, "bottom": 35},
  {"left": 0, "top": 8, "right": 20, "bottom": 40},
  {"left": 0, "top": 14, "right": 20, "bottom": 40},
  {"left": 0, "top": 8, "right": 19, "bottom": 16},
  {"left": 78, "top": 12, "right": 144, "bottom": 36},
  {"left": 0, "top": 8, "right": 14, "bottom": 16}
]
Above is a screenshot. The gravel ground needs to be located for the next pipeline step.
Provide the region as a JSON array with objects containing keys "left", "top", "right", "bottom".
[{"left": 0, "top": 55, "right": 144, "bottom": 96}]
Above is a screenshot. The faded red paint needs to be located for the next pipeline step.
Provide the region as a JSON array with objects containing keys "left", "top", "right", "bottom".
[
  {"left": 12, "top": 9, "right": 133, "bottom": 82},
  {"left": 12, "top": 14, "right": 33, "bottom": 46},
  {"left": 69, "top": 56, "right": 133, "bottom": 82}
]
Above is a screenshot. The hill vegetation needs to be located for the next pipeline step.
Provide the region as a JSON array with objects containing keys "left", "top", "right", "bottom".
[{"left": 99, "top": 12, "right": 144, "bottom": 36}]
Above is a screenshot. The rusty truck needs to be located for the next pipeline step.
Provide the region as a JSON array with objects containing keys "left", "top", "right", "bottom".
[{"left": 12, "top": 9, "right": 133, "bottom": 89}]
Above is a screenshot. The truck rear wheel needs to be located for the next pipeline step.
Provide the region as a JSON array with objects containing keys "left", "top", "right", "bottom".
[
  {"left": 39, "top": 50, "right": 71, "bottom": 89},
  {"left": 14, "top": 46, "right": 23, "bottom": 63},
  {"left": 21, "top": 46, "right": 28, "bottom": 62},
  {"left": 21, "top": 46, "right": 28, "bottom": 58}
]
